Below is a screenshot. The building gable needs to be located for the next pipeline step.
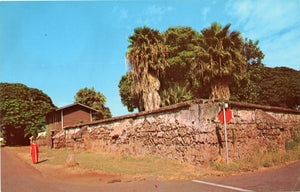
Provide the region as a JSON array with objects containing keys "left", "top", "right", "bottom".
[{"left": 45, "top": 103, "right": 98, "bottom": 133}]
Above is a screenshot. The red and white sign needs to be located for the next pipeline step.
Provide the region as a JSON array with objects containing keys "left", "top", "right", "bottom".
[{"left": 218, "top": 108, "right": 232, "bottom": 124}]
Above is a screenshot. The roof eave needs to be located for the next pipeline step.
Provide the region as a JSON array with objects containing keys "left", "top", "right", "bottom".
[{"left": 55, "top": 103, "right": 99, "bottom": 112}]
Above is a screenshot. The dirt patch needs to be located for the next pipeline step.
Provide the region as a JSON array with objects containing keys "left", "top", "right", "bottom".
[
  {"left": 45, "top": 166, "right": 147, "bottom": 184},
  {"left": 55, "top": 170, "right": 124, "bottom": 184}
]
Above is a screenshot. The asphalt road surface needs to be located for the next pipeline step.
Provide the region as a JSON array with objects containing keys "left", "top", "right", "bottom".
[{"left": 1, "top": 147, "right": 300, "bottom": 192}]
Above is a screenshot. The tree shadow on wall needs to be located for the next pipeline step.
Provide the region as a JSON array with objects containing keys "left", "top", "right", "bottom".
[{"left": 216, "top": 125, "right": 223, "bottom": 155}]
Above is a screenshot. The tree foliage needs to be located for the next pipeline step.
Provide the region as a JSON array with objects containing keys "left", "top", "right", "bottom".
[
  {"left": 119, "top": 23, "right": 299, "bottom": 112},
  {"left": 230, "top": 38, "right": 265, "bottom": 103},
  {"left": 118, "top": 73, "right": 139, "bottom": 112},
  {"left": 160, "top": 83, "right": 193, "bottom": 107},
  {"left": 0, "top": 83, "right": 56, "bottom": 145},
  {"left": 163, "top": 27, "right": 200, "bottom": 88},
  {"left": 242, "top": 38, "right": 265, "bottom": 68},
  {"left": 74, "top": 87, "right": 112, "bottom": 120},
  {"left": 162, "top": 26, "right": 209, "bottom": 101},
  {"left": 257, "top": 67, "right": 300, "bottom": 109}
]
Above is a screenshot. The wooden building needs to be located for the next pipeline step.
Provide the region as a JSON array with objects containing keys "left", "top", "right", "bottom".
[{"left": 45, "top": 103, "right": 98, "bottom": 134}]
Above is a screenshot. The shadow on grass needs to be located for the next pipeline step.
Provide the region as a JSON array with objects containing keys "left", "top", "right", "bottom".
[{"left": 37, "top": 159, "right": 48, "bottom": 164}]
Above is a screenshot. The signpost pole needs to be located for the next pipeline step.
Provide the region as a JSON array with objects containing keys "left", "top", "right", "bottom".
[{"left": 223, "top": 103, "right": 229, "bottom": 165}]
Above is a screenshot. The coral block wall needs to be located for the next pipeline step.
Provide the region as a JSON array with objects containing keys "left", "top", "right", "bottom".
[{"left": 49, "top": 100, "right": 300, "bottom": 166}]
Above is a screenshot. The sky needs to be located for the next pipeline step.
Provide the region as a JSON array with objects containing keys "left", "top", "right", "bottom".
[{"left": 0, "top": 0, "right": 299, "bottom": 117}]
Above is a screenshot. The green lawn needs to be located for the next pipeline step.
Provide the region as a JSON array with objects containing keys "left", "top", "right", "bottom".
[
  {"left": 12, "top": 146, "right": 204, "bottom": 180},
  {"left": 8, "top": 140, "right": 300, "bottom": 180}
]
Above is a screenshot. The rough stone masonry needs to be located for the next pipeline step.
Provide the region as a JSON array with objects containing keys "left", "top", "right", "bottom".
[{"left": 43, "top": 100, "right": 300, "bottom": 166}]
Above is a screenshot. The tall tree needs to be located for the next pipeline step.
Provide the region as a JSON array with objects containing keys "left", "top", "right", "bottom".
[
  {"left": 197, "top": 22, "right": 246, "bottom": 100},
  {"left": 74, "top": 87, "right": 112, "bottom": 120},
  {"left": 162, "top": 26, "right": 209, "bottom": 101},
  {"left": 0, "top": 83, "right": 56, "bottom": 145},
  {"left": 126, "top": 26, "right": 168, "bottom": 111},
  {"left": 163, "top": 27, "right": 199, "bottom": 88}
]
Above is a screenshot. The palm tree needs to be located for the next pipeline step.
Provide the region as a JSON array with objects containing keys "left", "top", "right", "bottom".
[
  {"left": 197, "top": 22, "right": 246, "bottom": 100},
  {"left": 126, "top": 26, "right": 168, "bottom": 111},
  {"left": 160, "top": 83, "right": 193, "bottom": 107}
]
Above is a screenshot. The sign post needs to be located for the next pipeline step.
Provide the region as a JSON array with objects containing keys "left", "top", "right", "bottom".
[
  {"left": 218, "top": 103, "right": 232, "bottom": 165},
  {"left": 223, "top": 105, "right": 229, "bottom": 165}
]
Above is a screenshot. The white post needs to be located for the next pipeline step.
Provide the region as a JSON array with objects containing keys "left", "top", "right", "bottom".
[{"left": 223, "top": 104, "right": 229, "bottom": 165}]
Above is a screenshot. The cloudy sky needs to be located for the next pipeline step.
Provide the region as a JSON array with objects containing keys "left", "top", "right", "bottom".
[{"left": 0, "top": 0, "right": 299, "bottom": 117}]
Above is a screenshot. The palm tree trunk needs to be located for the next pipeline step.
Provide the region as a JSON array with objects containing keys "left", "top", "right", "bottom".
[
  {"left": 143, "top": 74, "right": 161, "bottom": 111},
  {"left": 137, "top": 96, "right": 144, "bottom": 112},
  {"left": 210, "top": 78, "right": 230, "bottom": 101}
]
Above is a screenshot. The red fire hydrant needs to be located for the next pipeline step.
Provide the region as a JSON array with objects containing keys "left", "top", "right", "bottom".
[{"left": 31, "top": 139, "right": 38, "bottom": 164}]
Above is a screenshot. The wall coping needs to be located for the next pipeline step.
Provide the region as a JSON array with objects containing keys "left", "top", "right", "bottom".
[
  {"left": 230, "top": 101, "right": 300, "bottom": 114},
  {"left": 64, "top": 99, "right": 195, "bottom": 129},
  {"left": 63, "top": 99, "right": 299, "bottom": 129}
]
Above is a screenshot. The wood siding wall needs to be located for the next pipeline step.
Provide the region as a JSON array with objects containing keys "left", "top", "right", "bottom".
[
  {"left": 63, "top": 105, "right": 91, "bottom": 127},
  {"left": 46, "top": 105, "right": 92, "bottom": 132},
  {"left": 46, "top": 111, "right": 62, "bottom": 133}
]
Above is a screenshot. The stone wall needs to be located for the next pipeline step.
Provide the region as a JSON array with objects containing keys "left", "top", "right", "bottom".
[{"left": 48, "top": 100, "right": 300, "bottom": 166}]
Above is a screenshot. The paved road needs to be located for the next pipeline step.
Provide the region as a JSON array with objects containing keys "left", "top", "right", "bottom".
[
  {"left": 1, "top": 147, "right": 300, "bottom": 192},
  {"left": 201, "top": 160, "right": 300, "bottom": 191}
]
